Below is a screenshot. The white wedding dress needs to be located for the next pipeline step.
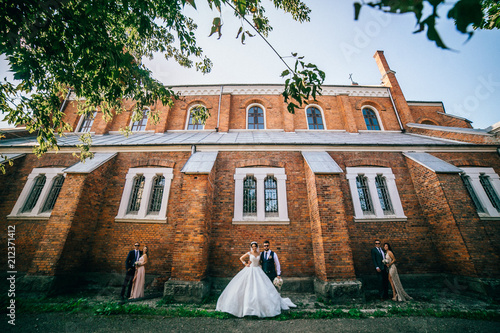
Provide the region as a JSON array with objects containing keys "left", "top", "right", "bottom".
[{"left": 216, "top": 253, "right": 296, "bottom": 317}]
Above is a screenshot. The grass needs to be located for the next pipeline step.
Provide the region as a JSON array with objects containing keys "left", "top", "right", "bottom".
[{"left": 9, "top": 295, "right": 500, "bottom": 322}]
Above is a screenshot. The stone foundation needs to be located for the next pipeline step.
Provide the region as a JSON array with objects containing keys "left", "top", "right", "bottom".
[
  {"left": 163, "top": 279, "right": 211, "bottom": 303},
  {"left": 314, "top": 278, "right": 364, "bottom": 303}
]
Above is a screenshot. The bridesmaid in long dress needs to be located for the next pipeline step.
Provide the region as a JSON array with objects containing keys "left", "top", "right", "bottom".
[
  {"left": 384, "top": 243, "right": 412, "bottom": 302},
  {"left": 129, "top": 245, "right": 148, "bottom": 299}
]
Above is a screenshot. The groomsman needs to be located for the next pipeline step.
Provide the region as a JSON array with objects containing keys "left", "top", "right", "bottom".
[
  {"left": 260, "top": 240, "right": 281, "bottom": 282},
  {"left": 371, "top": 239, "right": 388, "bottom": 300},
  {"left": 120, "top": 242, "right": 142, "bottom": 299}
]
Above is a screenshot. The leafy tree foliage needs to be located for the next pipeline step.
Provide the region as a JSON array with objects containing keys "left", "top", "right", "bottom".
[
  {"left": 354, "top": 0, "right": 499, "bottom": 49},
  {"left": 0, "top": 0, "right": 323, "bottom": 159}
]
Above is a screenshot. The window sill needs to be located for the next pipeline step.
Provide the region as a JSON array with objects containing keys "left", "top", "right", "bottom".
[
  {"left": 115, "top": 217, "right": 167, "bottom": 224},
  {"left": 478, "top": 216, "right": 500, "bottom": 221},
  {"left": 7, "top": 214, "right": 50, "bottom": 220},
  {"left": 232, "top": 219, "right": 290, "bottom": 225},
  {"left": 354, "top": 216, "right": 407, "bottom": 222}
]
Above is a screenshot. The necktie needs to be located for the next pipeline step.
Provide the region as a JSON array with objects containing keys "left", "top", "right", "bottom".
[{"left": 135, "top": 250, "right": 139, "bottom": 261}]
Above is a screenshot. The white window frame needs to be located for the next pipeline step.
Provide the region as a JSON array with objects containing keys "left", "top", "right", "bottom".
[
  {"left": 461, "top": 167, "right": 500, "bottom": 219},
  {"left": 75, "top": 111, "right": 97, "bottom": 133},
  {"left": 360, "top": 106, "right": 384, "bottom": 131},
  {"left": 115, "top": 167, "right": 173, "bottom": 223},
  {"left": 185, "top": 104, "right": 206, "bottom": 130},
  {"left": 233, "top": 167, "right": 289, "bottom": 224},
  {"left": 8, "top": 168, "right": 66, "bottom": 220},
  {"left": 129, "top": 108, "right": 150, "bottom": 132},
  {"left": 305, "top": 104, "right": 326, "bottom": 130},
  {"left": 246, "top": 103, "right": 266, "bottom": 130},
  {"left": 346, "top": 167, "right": 406, "bottom": 222}
]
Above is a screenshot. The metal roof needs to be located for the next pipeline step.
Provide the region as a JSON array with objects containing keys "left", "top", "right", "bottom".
[
  {"left": 64, "top": 153, "right": 117, "bottom": 173},
  {"left": 181, "top": 151, "right": 218, "bottom": 174},
  {"left": 0, "top": 130, "right": 479, "bottom": 149},
  {"left": 403, "top": 152, "right": 463, "bottom": 173},
  {"left": 1, "top": 153, "right": 26, "bottom": 165},
  {"left": 301, "top": 151, "right": 343, "bottom": 174}
]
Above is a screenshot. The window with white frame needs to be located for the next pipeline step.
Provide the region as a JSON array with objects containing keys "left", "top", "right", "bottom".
[
  {"left": 247, "top": 105, "right": 265, "bottom": 129},
  {"left": 306, "top": 106, "right": 325, "bottom": 130},
  {"left": 461, "top": 167, "right": 500, "bottom": 218},
  {"left": 186, "top": 105, "right": 205, "bottom": 130},
  {"left": 130, "top": 109, "right": 149, "bottom": 131},
  {"left": 77, "top": 111, "right": 97, "bottom": 132},
  {"left": 116, "top": 168, "right": 173, "bottom": 222},
  {"left": 346, "top": 167, "right": 406, "bottom": 221},
  {"left": 233, "top": 167, "right": 288, "bottom": 224},
  {"left": 8, "top": 168, "right": 66, "bottom": 219},
  {"left": 362, "top": 107, "right": 382, "bottom": 131}
]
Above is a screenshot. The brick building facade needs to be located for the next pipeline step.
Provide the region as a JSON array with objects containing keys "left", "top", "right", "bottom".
[{"left": 1, "top": 51, "right": 499, "bottom": 301}]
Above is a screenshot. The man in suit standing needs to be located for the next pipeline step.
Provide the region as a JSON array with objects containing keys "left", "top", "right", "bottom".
[
  {"left": 260, "top": 240, "right": 281, "bottom": 282},
  {"left": 371, "top": 239, "right": 388, "bottom": 300},
  {"left": 120, "top": 242, "right": 142, "bottom": 299}
]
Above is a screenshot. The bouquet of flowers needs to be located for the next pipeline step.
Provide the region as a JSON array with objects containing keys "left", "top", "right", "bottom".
[
  {"left": 135, "top": 261, "right": 141, "bottom": 266},
  {"left": 382, "top": 258, "right": 389, "bottom": 265},
  {"left": 273, "top": 276, "right": 283, "bottom": 291}
]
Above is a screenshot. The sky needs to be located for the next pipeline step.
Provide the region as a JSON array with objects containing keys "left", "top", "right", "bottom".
[{"left": 1, "top": 0, "right": 499, "bottom": 129}]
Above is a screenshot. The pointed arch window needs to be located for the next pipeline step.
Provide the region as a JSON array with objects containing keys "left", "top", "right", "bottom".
[
  {"left": 362, "top": 108, "right": 381, "bottom": 130},
  {"left": 264, "top": 176, "right": 278, "bottom": 215},
  {"left": 41, "top": 175, "right": 65, "bottom": 212},
  {"left": 131, "top": 109, "right": 149, "bottom": 131},
  {"left": 375, "top": 175, "right": 394, "bottom": 214},
  {"left": 21, "top": 175, "right": 46, "bottom": 213},
  {"left": 78, "top": 111, "right": 96, "bottom": 132},
  {"left": 356, "top": 175, "right": 373, "bottom": 214},
  {"left": 243, "top": 176, "right": 257, "bottom": 215},
  {"left": 247, "top": 105, "right": 265, "bottom": 129},
  {"left": 306, "top": 106, "right": 324, "bottom": 130},
  {"left": 148, "top": 176, "right": 165, "bottom": 214},
  {"left": 127, "top": 175, "right": 145, "bottom": 214}
]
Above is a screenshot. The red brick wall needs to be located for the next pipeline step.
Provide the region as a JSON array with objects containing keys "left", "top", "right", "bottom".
[
  {"left": 405, "top": 158, "right": 477, "bottom": 277},
  {"left": 208, "top": 151, "right": 315, "bottom": 278}
]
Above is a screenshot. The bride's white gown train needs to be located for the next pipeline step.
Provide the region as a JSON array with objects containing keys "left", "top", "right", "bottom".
[{"left": 216, "top": 253, "right": 296, "bottom": 317}]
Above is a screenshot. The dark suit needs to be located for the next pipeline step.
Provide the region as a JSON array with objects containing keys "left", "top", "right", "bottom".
[
  {"left": 120, "top": 249, "right": 142, "bottom": 298},
  {"left": 371, "top": 247, "right": 389, "bottom": 299},
  {"left": 260, "top": 250, "right": 277, "bottom": 282}
]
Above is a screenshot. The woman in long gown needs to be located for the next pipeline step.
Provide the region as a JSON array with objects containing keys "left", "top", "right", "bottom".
[
  {"left": 129, "top": 245, "right": 148, "bottom": 299},
  {"left": 216, "top": 241, "right": 296, "bottom": 317},
  {"left": 384, "top": 243, "right": 412, "bottom": 302}
]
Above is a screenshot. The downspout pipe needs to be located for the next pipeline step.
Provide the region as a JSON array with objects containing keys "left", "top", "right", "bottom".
[
  {"left": 216, "top": 85, "right": 223, "bottom": 132},
  {"left": 387, "top": 88, "right": 404, "bottom": 132}
]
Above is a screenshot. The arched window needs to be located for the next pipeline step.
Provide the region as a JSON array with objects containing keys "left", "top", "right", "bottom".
[
  {"left": 78, "top": 111, "right": 96, "bottom": 132},
  {"left": 421, "top": 120, "right": 438, "bottom": 126},
  {"left": 264, "top": 176, "right": 278, "bottom": 215},
  {"left": 356, "top": 175, "right": 373, "bottom": 214},
  {"left": 375, "top": 175, "right": 393, "bottom": 215},
  {"left": 131, "top": 109, "right": 149, "bottom": 131},
  {"left": 148, "top": 176, "right": 165, "bottom": 214},
  {"left": 247, "top": 105, "right": 265, "bottom": 129},
  {"left": 127, "top": 175, "right": 145, "bottom": 214},
  {"left": 243, "top": 176, "right": 257, "bottom": 215},
  {"left": 187, "top": 105, "right": 205, "bottom": 130},
  {"left": 41, "top": 175, "right": 65, "bottom": 212},
  {"left": 21, "top": 175, "right": 46, "bottom": 213},
  {"left": 460, "top": 168, "right": 500, "bottom": 218},
  {"left": 362, "top": 108, "right": 381, "bottom": 130},
  {"left": 306, "top": 106, "right": 324, "bottom": 130}
]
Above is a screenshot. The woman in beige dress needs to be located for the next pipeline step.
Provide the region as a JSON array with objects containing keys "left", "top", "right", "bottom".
[
  {"left": 384, "top": 243, "right": 412, "bottom": 302},
  {"left": 129, "top": 245, "right": 148, "bottom": 299}
]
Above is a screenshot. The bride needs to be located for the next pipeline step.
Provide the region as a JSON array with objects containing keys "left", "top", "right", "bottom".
[
  {"left": 216, "top": 241, "right": 296, "bottom": 317},
  {"left": 384, "top": 243, "right": 412, "bottom": 302}
]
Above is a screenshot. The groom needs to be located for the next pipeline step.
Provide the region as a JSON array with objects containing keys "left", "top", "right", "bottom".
[
  {"left": 120, "top": 242, "right": 142, "bottom": 299},
  {"left": 371, "top": 239, "right": 388, "bottom": 300},
  {"left": 260, "top": 240, "right": 281, "bottom": 282}
]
